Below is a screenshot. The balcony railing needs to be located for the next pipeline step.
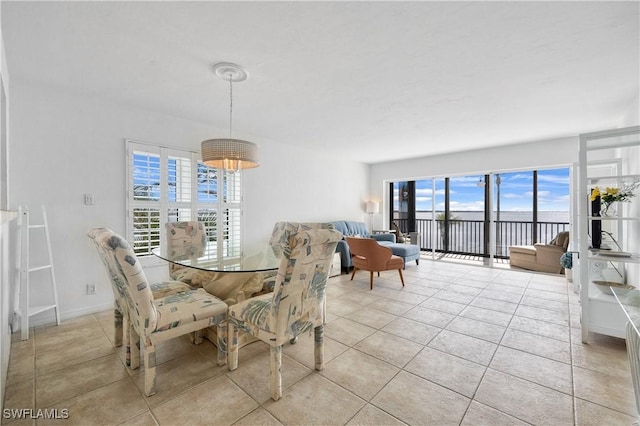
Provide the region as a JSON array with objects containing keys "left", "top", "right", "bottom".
[{"left": 396, "top": 218, "right": 569, "bottom": 258}]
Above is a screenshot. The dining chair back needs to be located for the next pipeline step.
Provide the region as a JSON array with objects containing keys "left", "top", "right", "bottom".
[
  {"left": 164, "top": 221, "right": 263, "bottom": 305},
  {"left": 263, "top": 221, "right": 337, "bottom": 292},
  {"left": 268, "top": 221, "right": 336, "bottom": 257},
  {"left": 89, "top": 231, "right": 192, "bottom": 349},
  {"left": 227, "top": 228, "right": 342, "bottom": 400},
  {"left": 164, "top": 221, "right": 206, "bottom": 282}
]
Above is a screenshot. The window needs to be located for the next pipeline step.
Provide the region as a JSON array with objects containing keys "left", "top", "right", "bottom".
[{"left": 126, "top": 140, "right": 242, "bottom": 260}]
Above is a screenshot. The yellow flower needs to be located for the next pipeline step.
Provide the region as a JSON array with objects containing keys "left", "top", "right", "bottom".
[
  {"left": 590, "top": 187, "right": 600, "bottom": 201},
  {"left": 606, "top": 187, "right": 619, "bottom": 195}
]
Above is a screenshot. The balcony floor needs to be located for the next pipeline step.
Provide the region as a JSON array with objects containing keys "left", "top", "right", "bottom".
[{"left": 421, "top": 250, "right": 514, "bottom": 270}]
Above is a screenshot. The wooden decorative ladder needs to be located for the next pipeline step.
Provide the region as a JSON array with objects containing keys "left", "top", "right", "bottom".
[{"left": 14, "top": 206, "right": 60, "bottom": 340}]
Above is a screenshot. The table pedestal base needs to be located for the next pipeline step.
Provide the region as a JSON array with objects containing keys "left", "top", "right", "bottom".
[{"left": 203, "top": 325, "right": 258, "bottom": 365}]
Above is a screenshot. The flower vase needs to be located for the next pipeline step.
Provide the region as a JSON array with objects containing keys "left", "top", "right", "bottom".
[{"left": 600, "top": 203, "right": 616, "bottom": 217}]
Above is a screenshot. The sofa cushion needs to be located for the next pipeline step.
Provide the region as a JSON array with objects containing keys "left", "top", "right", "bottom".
[
  {"left": 379, "top": 241, "right": 420, "bottom": 258},
  {"left": 331, "top": 221, "right": 377, "bottom": 271},
  {"left": 330, "top": 221, "right": 369, "bottom": 237},
  {"left": 509, "top": 245, "right": 537, "bottom": 256},
  {"left": 551, "top": 231, "right": 570, "bottom": 250}
]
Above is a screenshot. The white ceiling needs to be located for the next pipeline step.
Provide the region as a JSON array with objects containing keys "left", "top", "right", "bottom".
[{"left": 3, "top": 1, "right": 639, "bottom": 164}]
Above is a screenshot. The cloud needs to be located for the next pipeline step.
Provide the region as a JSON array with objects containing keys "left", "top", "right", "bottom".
[
  {"left": 538, "top": 173, "right": 570, "bottom": 185},
  {"left": 503, "top": 192, "right": 525, "bottom": 199},
  {"left": 406, "top": 168, "right": 570, "bottom": 212},
  {"left": 446, "top": 200, "right": 485, "bottom": 211},
  {"left": 450, "top": 175, "right": 485, "bottom": 187},
  {"left": 505, "top": 173, "right": 532, "bottom": 182}
]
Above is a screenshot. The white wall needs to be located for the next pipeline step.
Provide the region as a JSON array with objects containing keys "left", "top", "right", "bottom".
[
  {"left": 243, "top": 142, "right": 370, "bottom": 238},
  {"left": 8, "top": 79, "right": 368, "bottom": 325},
  {"left": 369, "top": 136, "right": 578, "bottom": 228},
  {"left": 0, "top": 3, "right": 12, "bottom": 409}
]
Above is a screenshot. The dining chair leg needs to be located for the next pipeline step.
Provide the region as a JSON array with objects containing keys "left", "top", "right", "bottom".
[
  {"left": 398, "top": 269, "right": 405, "bottom": 287},
  {"left": 124, "top": 315, "right": 131, "bottom": 367},
  {"left": 129, "top": 324, "right": 140, "bottom": 371},
  {"left": 114, "top": 309, "right": 123, "bottom": 347},
  {"left": 144, "top": 343, "right": 157, "bottom": 397},
  {"left": 216, "top": 323, "right": 226, "bottom": 366},
  {"left": 270, "top": 345, "right": 282, "bottom": 401},
  {"left": 350, "top": 267, "right": 358, "bottom": 280},
  {"left": 227, "top": 322, "right": 239, "bottom": 370},
  {"left": 322, "top": 297, "right": 327, "bottom": 324},
  {"left": 314, "top": 325, "right": 324, "bottom": 371},
  {"left": 194, "top": 330, "right": 203, "bottom": 345},
  {"left": 369, "top": 271, "right": 374, "bottom": 290}
]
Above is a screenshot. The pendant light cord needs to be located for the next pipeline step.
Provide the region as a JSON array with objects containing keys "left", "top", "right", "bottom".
[{"left": 229, "top": 75, "right": 233, "bottom": 138}]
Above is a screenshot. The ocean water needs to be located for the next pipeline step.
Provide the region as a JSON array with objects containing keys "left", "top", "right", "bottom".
[
  {"left": 414, "top": 210, "right": 570, "bottom": 223},
  {"left": 397, "top": 210, "right": 570, "bottom": 253}
]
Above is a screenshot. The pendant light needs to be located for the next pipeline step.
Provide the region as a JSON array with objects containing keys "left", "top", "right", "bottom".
[{"left": 201, "top": 62, "right": 259, "bottom": 173}]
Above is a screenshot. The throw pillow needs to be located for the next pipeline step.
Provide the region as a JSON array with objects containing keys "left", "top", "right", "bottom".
[{"left": 391, "top": 222, "right": 405, "bottom": 243}]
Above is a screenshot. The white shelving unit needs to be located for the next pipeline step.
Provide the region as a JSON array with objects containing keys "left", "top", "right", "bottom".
[{"left": 578, "top": 126, "right": 640, "bottom": 343}]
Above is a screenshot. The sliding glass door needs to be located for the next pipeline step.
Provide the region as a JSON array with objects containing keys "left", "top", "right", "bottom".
[{"left": 390, "top": 167, "right": 570, "bottom": 266}]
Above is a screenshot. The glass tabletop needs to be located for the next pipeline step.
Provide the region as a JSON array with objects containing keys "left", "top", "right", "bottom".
[
  {"left": 612, "top": 287, "right": 640, "bottom": 337},
  {"left": 152, "top": 243, "right": 281, "bottom": 273}
]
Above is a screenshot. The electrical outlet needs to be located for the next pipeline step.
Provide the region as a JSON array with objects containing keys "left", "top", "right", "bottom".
[
  {"left": 86, "top": 283, "right": 96, "bottom": 295},
  {"left": 84, "top": 193, "right": 96, "bottom": 205}
]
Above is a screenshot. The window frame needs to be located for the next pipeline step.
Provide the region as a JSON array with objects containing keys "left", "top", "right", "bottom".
[{"left": 125, "top": 139, "right": 243, "bottom": 266}]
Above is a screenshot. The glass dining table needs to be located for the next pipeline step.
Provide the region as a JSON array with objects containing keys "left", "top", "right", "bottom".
[
  {"left": 152, "top": 242, "right": 281, "bottom": 352},
  {"left": 152, "top": 243, "right": 281, "bottom": 274}
]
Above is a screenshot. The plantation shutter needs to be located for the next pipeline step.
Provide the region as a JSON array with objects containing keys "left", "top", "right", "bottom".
[{"left": 126, "top": 140, "right": 243, "bottom": 260}]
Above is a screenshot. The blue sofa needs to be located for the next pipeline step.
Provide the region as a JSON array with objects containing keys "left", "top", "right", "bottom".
[{"left": 330, "top": 221, "right": 420, "bottom": 273}]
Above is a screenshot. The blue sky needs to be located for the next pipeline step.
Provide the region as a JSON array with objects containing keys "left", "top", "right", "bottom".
[
  {"left": 403, "top": 167, "right": 570, "bottom": 211},
  {"left": 133, "top": 153, "right": 219, "bottom": 203}
]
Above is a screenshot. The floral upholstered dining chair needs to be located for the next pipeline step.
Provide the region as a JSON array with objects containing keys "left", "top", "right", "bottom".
[
  {"left": 165, "top": 221, "right": 207, "bottom": 284},
  {"left": 88, "top": 230, "right": 192, "bottom": 350},
  {"left": 227, "top": 228, "right": 342, "bottom": 401},
  {"left": 165, "top": 221, "right": 264, "bottom": 305},
  {"left": 88, "top": 228, "right": 228, "bottom": 396},
  {"left": 262, "top": 221, "right": 337, "bottom": 292}
]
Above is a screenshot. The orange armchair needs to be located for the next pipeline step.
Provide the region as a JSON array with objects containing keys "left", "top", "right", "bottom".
[{"left": 346, "top": 237, "right": 405, "bottom": 290}]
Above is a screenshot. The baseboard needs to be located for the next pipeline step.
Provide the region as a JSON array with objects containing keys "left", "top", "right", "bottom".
[{"left": 25, "top": 302, "right": 115, "bottom": 329}]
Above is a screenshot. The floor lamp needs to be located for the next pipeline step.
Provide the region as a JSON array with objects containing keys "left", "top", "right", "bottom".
[{"left": 366, "top": 201, "right": 379, "bottom": 233}]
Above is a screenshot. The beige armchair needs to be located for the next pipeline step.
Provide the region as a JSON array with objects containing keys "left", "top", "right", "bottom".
[{"left": 509, "top": 231, "right": 569, "bottom": 274}]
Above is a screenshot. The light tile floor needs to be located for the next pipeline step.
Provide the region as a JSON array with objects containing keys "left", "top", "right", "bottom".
[{"left": 3, "top": 260, "right": 637, "bottom": 425}]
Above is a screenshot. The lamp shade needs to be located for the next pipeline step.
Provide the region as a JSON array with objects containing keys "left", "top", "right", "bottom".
[
  {"left": 201, "top": 138, "right": 259, "bottom": 172},
  {"left": 366, "top": 201, "right": 380, "bottom": 214}
]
